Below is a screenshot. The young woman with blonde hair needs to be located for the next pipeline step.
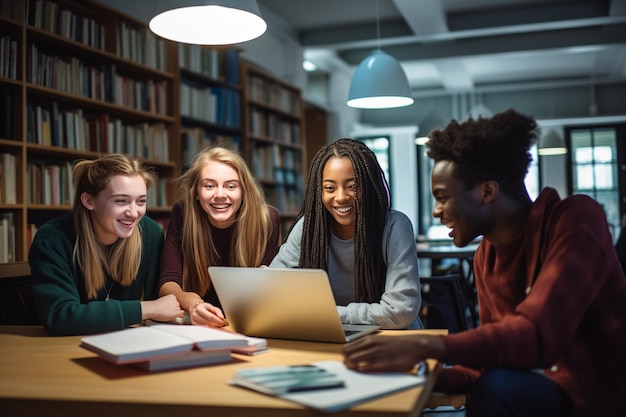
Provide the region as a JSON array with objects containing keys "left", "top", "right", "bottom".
[
  {"left": 29, "top": 154, "right": 184, "bottom": 336},
  {"left": 159, "top": 145, "right": 281, "bottom": 326}
]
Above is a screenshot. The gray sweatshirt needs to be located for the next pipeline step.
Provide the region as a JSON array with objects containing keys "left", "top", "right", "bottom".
[{"left": 270, "top": 210, "right": 423, "bottom": 329}]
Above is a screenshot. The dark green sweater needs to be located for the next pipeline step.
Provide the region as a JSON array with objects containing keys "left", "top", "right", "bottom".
[{"left": 29, "top": 214, "right": 164, "bottom": 336}]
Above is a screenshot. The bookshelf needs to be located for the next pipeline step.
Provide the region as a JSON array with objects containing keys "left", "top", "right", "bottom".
[
  {"left": 240, "top": 61, "right": 305, "bottom": 235},
  {"left": 0, "top": 0, "right": 309, "bottom": 269},
  {"left": 0, "top": 0, "right": 180, "bottom": 265},
  {"left": 177, "top": 44, "right": 242, "bottom": 168}
]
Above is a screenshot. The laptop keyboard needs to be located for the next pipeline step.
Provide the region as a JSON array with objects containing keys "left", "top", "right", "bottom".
[{"left": 344, "top": 329, "right": 360, "bottom": 336}]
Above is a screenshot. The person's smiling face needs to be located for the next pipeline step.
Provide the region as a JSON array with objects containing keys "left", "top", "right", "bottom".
[
  {"left": 322, "top": 156, "right": 357, "bottom": 240},
  {"left": 82, "top": 174, "right": 147, "bottom": 245},
  {"left": 431, "top": 160, "right": 488, "bottom": 247},
  {"left": 196, "top": 161, "right": 242, "bottom": 229}
]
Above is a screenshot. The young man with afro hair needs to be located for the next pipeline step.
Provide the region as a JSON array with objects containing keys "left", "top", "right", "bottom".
[{"left": 343, "top": 109, "right": 626, "bottom": 417}]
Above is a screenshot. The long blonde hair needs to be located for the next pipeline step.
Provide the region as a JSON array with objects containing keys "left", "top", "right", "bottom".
[
  {"left": 72, "top": 154, "right": 154, "bottom": 299},
  {"left": 178, "top": 145, "right": 271, "bottom": 295}
]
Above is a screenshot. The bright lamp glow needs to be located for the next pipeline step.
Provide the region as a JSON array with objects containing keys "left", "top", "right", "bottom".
[
  {"left": 303, "top": 60, "right": 317, "bottom": 72},
  {"left": 347, "top": 50, "right": 414, "bottom": 109},
  {"left": 150, "top": 1, "right": 267, "bottom": 45}
]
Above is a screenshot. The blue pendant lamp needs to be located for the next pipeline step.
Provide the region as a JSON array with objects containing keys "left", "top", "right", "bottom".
[
  {"left": 149, "top": 0, "right": 267, "bottom": 45},
  {"left": 347, "top": 0, "right": 414, "bottom": 109}
]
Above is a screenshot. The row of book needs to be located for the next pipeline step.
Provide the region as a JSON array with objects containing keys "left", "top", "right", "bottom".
[
  {"left": 0, "top": 35, "right": 17, "bottom": 80},
  {"left": 248, "top": 106, "right": 301, "bottom": 144},
  {"left": 25, "top": 161, "right": 170, "bottom": 208},
  {"left": 0, "top": 153, "right": 16, "bottom": 204},
  {"left": 0, "top": 0, "right": 18, "bottom": 18},
  {"left": 26, "top": 161, "right": 73, "bottom": 206},
  {"left": 179, "top": 46, "right": 239, "bottom": 85},
  {"left": 265, "top": 185, "right": 303, "bottom": 215},
  {"left": 27, "top": 0, "right": 106, "bottom": 50},
  {"left": 0, "top": 215, "right": 171, "bottom": 265},
  {"left": 27, "top": 103, "right": 171, "bottom": 161},
  {"left": 180, "top": 83, "right": 240, "bottom": 129},
  {"left": 247, "top": 75, "right": 301, "bottom": 115},
  {"left": 117, "top": 22, "right": 166, "bottom": 71},
  {"left": 29, "top": 45, "right": 169, "bottom": 115},
  {"left": 181, "top": 127, "right": 240, "bottom": 166},
  {"left": 0, "top": 212, "right": 15, "bottom": 263},
  {"left": 251, "top": 145, "right": 302, "bottom": 184}
]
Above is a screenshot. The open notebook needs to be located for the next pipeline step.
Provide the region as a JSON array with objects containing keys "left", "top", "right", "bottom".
[{"left": 209, "top": 267, "right": 380, "bottom": 343}]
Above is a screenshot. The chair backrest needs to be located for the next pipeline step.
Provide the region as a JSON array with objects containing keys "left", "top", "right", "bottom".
[{"left": 419, "top": 274, "right": 472, "bottom": 333}]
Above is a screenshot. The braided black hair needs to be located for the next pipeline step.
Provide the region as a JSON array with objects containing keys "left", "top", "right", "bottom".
[{"left": 291, "top": 138, "right": 390, "bottom": 303}]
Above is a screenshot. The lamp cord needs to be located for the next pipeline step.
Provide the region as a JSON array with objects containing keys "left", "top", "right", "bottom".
[{"left": 376, "top": 0, "right": 381, "bottom": 50}]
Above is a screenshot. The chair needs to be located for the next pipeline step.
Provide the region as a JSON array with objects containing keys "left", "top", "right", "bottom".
[
  {"left": 0, "top": 262, "right": 39, "bottom": 325},
  {"left": 419, "top": 274, "right": 472, "bottom": 333}
]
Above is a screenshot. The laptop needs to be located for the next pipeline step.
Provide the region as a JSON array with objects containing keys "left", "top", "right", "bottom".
[{"left": 208, "top": 266, "right": 380, "bottom": 343}]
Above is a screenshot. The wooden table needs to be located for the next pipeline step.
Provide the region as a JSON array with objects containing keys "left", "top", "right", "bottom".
[{"left": 0, "top": 326, "right": 447, "bottom": 417}]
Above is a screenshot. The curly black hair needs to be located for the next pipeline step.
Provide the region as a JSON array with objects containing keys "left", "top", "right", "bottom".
[
  {"left": 290, "top": 138, "right": 390, "bottom": 303},
  {"left": 426, "top": 109, "right": 539, "bottom": 200}
]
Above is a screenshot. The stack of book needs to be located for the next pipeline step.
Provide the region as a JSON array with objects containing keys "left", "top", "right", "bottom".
[{"left": 80, "top": 323, "right": 267, "bottom": 372}]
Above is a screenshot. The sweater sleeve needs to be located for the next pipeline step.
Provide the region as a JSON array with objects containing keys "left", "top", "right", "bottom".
[
  {"left": 443, "top": 193, "right": 621, "bottom": 372},
  {"left": 337, "top": 211, "right": 423, "bottom": 329},
  {"left": 269, "top": 217, "right": 304, "bottom": 268},
  {"left": 29, "top": 216, "right": 149, "bottom": 336},
  {"left": 159, "top": 202, "right": 184, "bottom": 289},
  {"left": 139, "top": 216, "right": 165, "bottom": 300},
  {"left": 261, "top": 205, "right": 282, "bottom": 265}
]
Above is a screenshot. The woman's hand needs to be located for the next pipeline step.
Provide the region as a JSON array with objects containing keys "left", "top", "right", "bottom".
[
  {"left": 140, "top": 294, "right": 185, "bottom": 322},
  {"left": 342, "top": 334, "right": 445, "bottom": 372},
  {"left": 190, "top": 301, "right": 228, "bottom": 327}
]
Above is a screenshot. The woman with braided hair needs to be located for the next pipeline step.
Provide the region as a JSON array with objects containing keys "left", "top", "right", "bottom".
[{"left": 270, "top": 138, "right": 423, "bottom": 329}]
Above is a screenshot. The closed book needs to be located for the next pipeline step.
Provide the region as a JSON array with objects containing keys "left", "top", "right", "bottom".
[
  {"left": 230, "top": 335, "right": 268, "bottom": 356},
  {"left": 80, "top": 324, "right": 250, "bottom": 365},
  {"left": 134, "top": 348, "right": 233, "bottom": 372}
]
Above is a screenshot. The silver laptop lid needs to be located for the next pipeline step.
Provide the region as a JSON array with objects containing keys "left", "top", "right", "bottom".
[{"left": 209, "top": 267, "right": 379, "bottom": 343}]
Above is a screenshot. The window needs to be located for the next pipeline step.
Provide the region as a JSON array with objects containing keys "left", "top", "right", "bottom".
[
  {"left": 355, "top": 136, "right": 391, "bottom": 190},
  {"left": 416, "top": 143, "right": 541, "bottom": 237},
  {"left": 567, "top": 127, "right": 623, "bottom": 240},
  {"left": 526, "top": 145, "right": 540, "bottom": 201}
]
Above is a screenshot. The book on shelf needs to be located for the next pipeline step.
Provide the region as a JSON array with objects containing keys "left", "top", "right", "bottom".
[
  {"left": 0, "top": 153, "right": 16, "bottom": 204},
  {"left": 230, "top": 360, "right": 426, "bottom": 413},
  {"left": 0, "top": 212, "right": 15, "bottom": 263},
  {"left": 80, "top": 324, "right": 253, "bottom": 366}
]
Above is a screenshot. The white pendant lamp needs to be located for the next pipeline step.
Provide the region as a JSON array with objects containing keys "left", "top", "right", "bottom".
[
  {"left": 538, "top": 129, "right": 567, "bottom": 156},
  {"left": 347, "top": 0, "right": 414, "bottom": 109},
  {"left": 149, "top": 0, "right": 267, "bottom": 45}
]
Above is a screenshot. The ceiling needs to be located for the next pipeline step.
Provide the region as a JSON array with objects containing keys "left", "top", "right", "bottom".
[{"left": 257, "top": 0, "right": 626, "bottom": 96}]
